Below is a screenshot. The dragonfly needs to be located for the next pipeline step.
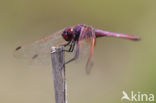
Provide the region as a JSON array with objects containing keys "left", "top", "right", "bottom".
[{"left": 15, "top": 24, "right": 140, "bottom": 73}]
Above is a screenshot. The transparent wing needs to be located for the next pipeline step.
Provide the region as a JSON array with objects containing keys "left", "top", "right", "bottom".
[
  {"left": 14, "top": 29, "right": 66, "bottom": 65},
  {"left": 77, "top": 39, "right": 91, "bottom": 61},
  {"left": 78, "top": 26, "right": 96, "bottom": 74},
  {"left": 74, "top": 26, "right": 95, "bottom": 74},
  {"left": 86, "top": 30, "right": 96, "bottom": 74}
]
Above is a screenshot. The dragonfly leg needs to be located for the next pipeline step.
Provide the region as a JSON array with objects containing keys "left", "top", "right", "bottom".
[
  {"left": 63, "top": 41, "right": 71, "bottom": 47},
  {"left": 62, "top": 41, "right": 77, "bottom": 66},
  {"left": 64, "top": 41, "right": 78, "bottom": 64},
  {"left": 61, "top": 53, "right": 78, "bottom": 69},
  {"left": 69, "top": 41, "right": 75, "bottom": 52},
  {"left": 63, "top": 41, "right": 75, "bottom": 52},
  {"left": 65, "top": 56, "right": 77, "bottom": 64},
  {"left": 65, "top": 48, "right": 78, "bottom": 65}
]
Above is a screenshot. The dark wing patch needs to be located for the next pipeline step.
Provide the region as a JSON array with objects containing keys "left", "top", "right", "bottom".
[
  {"left": 32, "top": 54, "right": 38, "bottom": 59},
  {"left": 15, "top": 46, "right": 21, "bottom": 51}
]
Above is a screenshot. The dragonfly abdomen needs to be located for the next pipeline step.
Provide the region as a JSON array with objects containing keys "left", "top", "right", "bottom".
[{"left": 95, "top": 29, "right": 140, "bottom": 41}]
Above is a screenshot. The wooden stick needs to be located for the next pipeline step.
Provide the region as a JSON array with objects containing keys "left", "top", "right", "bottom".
[{"left": 51, "top": 47, "right": 67, "bottom": 103}]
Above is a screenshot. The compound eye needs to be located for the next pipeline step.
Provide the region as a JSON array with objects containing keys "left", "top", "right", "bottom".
[
  {"left": 62, "top": 28, "right": 73, "bottom": 41},
  {"left": 67, "top": 28, "right": 73, "bottom": 35}
]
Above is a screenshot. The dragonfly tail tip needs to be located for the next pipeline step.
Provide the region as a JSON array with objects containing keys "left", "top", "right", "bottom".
[{"left": 133, "top": 37, "right": 141, "bottom": 41}]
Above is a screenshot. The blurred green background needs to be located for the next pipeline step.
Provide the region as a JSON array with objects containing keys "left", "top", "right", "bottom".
[{"left": 0, "top": 0, "right": 155, "bottom": 103}]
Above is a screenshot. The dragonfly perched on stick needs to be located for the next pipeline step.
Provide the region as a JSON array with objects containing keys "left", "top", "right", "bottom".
[{"left": 15, "top": 24, "right": 140, "bottom": 73}]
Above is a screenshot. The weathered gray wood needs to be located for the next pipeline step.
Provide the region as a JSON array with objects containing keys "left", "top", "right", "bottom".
[{"left": 51, "top": 47, "right": 67, "bottom": 103}]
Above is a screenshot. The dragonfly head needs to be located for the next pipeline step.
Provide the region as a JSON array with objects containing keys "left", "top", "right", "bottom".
[{"left": 62, "top": 28, "right": 74, "bottom": 41}]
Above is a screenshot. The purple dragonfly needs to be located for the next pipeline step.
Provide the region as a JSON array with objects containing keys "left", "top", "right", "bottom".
[{"left": 15, "top": 24, "right": 140, "bottom": 73}]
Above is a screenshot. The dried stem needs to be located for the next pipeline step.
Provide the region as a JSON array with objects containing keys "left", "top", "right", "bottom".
[{"left": 51, "top": 47, "right": 67, "bottom": 103}]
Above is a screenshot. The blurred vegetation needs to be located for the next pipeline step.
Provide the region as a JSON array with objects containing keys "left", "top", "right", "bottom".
[{"left": 0, "top": 0, "right": 156, "bottom": 103}]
